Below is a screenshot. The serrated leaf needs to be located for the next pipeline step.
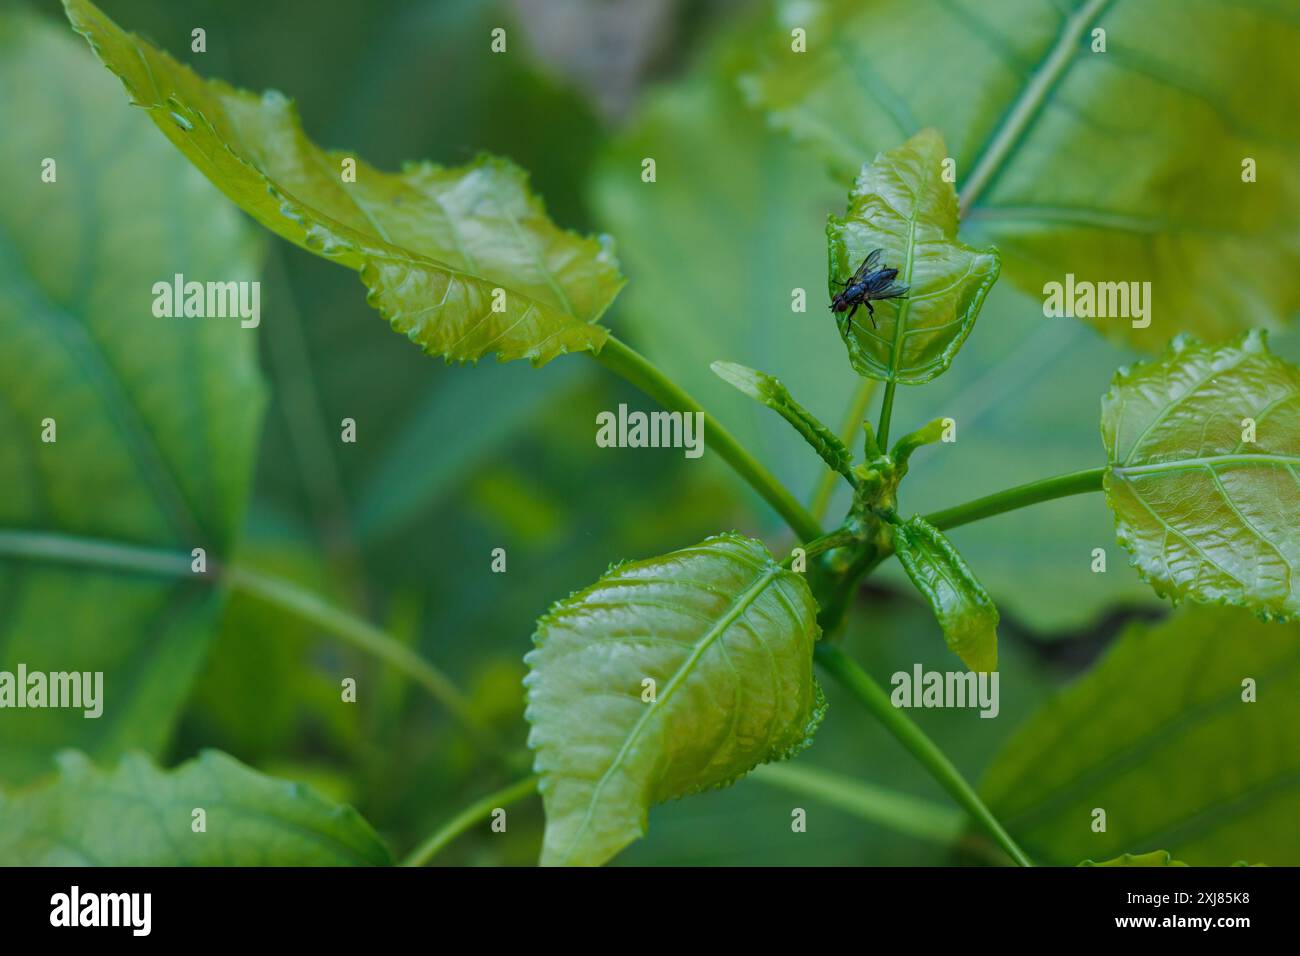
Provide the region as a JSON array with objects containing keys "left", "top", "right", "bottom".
[
  {"left": 1078, "top": 850, "right": 1187, "bottom": 867},
  {"left": 64, "top": 0, "right": 624, "bottom": 367},
  {"left": 984, "top": 607, "right": 1300, "bottom": 866},
  {"left": 892, "top": 517, "right": 999, "bottom": 671},
  {"left": 523, "top": 533, "right": 825, "bottom": 866},
  {"left": 0, "top": 751, "right": 391, "bottom": 865},
  {"left": 747, "top": 0, "right": 1300, "bottom": 348},
  {"left": 0, "top": 12, "right": 264, "bottom": 783},
  {"left": 827, "top": 129, "right": 999, "bottom": 384},
  {"left": 1102, "top": 329, "right": 1300, "bottom": 618},
  {"left": 711, "top": 361, "right": 854, "bottom": 479}
]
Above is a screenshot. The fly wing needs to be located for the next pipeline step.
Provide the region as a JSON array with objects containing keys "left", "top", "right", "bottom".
[
  {"left": 873, "top": 280, "right": 910, "bottom": 300},
  {"left": 852, "top": 248, "right": 884, "bottom": 281}
]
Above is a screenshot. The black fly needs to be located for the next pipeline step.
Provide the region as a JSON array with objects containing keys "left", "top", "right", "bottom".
[{"left": 831, "top": 249, "right": 910, "bottom": 330}]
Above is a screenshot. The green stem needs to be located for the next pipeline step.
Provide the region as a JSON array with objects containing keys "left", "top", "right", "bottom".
[
  {"left": 876, "top": 378, "right": 899, "bottom": 450},
  {"left": 0, "top": 528, "right": 500, "bottom": 751},
  {"left": 402, "top": 775, "right": 540, "bottom": 867},
  {"left": 814, "top": 643, "right": 1034, "bottom": 867},
  {"left": 810, "top": 378, "right": 877, "bottom": 522},
  {"left": 924, "top": 466, "right": 1106, "bottom": 531},
  {"left": 224, "top": 565, "right": 495, "bottom": 750},
  {"left": 593, "top": 337, "right": 823, "bottom": 542},
  {"left": 750, "top": 762, "right": 963, "bottom": 846}
]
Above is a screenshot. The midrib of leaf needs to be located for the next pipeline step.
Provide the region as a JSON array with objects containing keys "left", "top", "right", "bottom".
[
  {"left": 998, "top": 645, "right": 1300, "bottom": 831},
  {"left": 557, "top": 559, "right": 782, "bottom": 862},
  {"left": 1115, "top": 454, "right": 1300, "bottom": 477},
  {"left": 884, "top": 176, "right": 925, "bottom": 384},
  {"left": 958, "top": 0, "right": 1114, "bottom": 217},
  {"left": 1115, "top": 765, "right": 1300, "bottom": 860}
]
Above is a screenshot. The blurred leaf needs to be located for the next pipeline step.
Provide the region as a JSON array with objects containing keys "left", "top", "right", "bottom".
[
  {"left": 0, "top": 751, "right": 390, "bottom": 865},
  {"left": 182, "top": 516, "right": 357, "bottom": 763},
  {"left": 1079, "top": 850, "right": 1186, "bottom": 867},
  {"left": 827, "top": 128, "right": 999, "bottom": 383},
  {"left": 524, "top": 533, "right": 824, "bottom": 866},
  {"left": 712, "top": 360, "right": 853, "bottom": 478},
  {"left": 1102, "top": 330, "right": 1300, "bottom": 618},
  {"left": 357, "top": 359, "right": 587, "bottom": 542},
  {"left": 65, "top": 0, "right": 625, "bottom": 366},
  {"left": 877, "top": 282, "right": 1159, "bottom": 632},
  {"left": 0, "top": 12, "right": 264, "bottom": 783},
  {"left": 893, "top": 517, "right": 999, "bottom": 671},
  {"left": 746, "top": 0, "right": 1300, "bottom": 346},
  {"left": 983, "top": 606, "right": 1300, "bottom": 865},
  {"left": 590, "top": 26, "right": 855, "bottom": 507}
]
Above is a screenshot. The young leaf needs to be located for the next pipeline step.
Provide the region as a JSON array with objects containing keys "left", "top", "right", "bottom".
[
  {"left": 891, "top": 417, "right": 947, "bottom": 472},
  {"left": 983, "top": 607, "right": 1300, "bottom": 866},
  {"left": 523, "top": 533, "right": 825, "bottom": 866},
  {"left": 64, "top": 0, "right": 624, "bottom": 367},
  {"left": 0, "top": 12, "right": 264, "bottom": 783},
  {"left": 1102, "top": 330, "right": 1300, "bottom": 619},
  {"left": 711, "top": 361, "right": 854, "bottom": 480},
  {"left": 747, "top": 0, "right": 1300, "bottom": 347},
  {"left": 0, "top": 751, "right": 392, "bottom": 865},
  {"left": 1078, "top": 851, "right": 1187, "bottom": 868},
  {"left": 892, "top": 517, "right": 999, "bottom": 672},
  {"left": 827, "top": 129, "right": 1000, "bottom": 384}
]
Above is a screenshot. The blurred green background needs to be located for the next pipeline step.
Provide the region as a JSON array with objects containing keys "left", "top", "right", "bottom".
[{"left": 3, "top": 0, "right": 1298, "bottom": 866}]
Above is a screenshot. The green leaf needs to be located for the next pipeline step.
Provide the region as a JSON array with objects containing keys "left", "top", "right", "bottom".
[
  {"left": 1102, "top": 330, "right": 1300, "bottom": 619},
  {"left": 892, "top": 517, "right": 999, "bottom": 671},
  {"left": 1079, "top": 850, "right": 1187, "bottom": 867},
  {"left": 64, "top": 0, "right": 624, "bottom": 367},
  {"left": 711, "top": 361, "right": 854, "bottom": 479},
  {"left": 0, "top": 751, "right": 391, "bottom": 865},
  {"left": 523, "top": 532, "right": 825, "bottom": 866},
  {"left": 890, "top": 417, "right": 947, "bottom": 471},
  {"left": 0, "top": 12, "right": 264, "bottom": 783},
  {"left": 983, "top": 606, "right": 1300, "bottom": 866},
  {"left": 827, "top": 129, "right": 1000, "bottom": 383},
  {"left": 748, "top": 0, "right": 1300, "bottom": 348}
]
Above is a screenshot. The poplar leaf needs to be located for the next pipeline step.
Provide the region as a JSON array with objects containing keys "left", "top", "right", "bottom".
[
  {"left": 827, "top": 129, "right": 1000, "bottom": 384},
  {"left": 1102, "top": 330, "right": 1300, "bottom": 618},
  {"left": 524, "top": 533, "right": 825, "bottom": 866},
  {"left": 64, "top": 0, "right": 624, "bottom": 367}
]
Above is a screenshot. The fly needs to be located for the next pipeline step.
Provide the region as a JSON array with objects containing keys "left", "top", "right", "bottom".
[{"left": 830, "top": 249, "right": 910, "bottom": 330}]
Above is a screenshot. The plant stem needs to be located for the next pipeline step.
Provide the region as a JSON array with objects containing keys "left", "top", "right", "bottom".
[
  {"left": 402, "top": 775, "right": 540, "bottom": 866},
  {"left": 224, "top": 565, "right": 495, "bottom": 750},
  {"left": 0, "top": 528, "right": 500, "bottom": 751},
  {"left": 924, "top": 466, "right": 1105, "bottom": 531},
  {"left": 814, "top": 643, "right": 1034, "bottom": 867},
  {"left": 593, "top": 336, "right": 823, "bottom": 542},
  {"left": 876, "top": 378, "right": 899, "bottom": 450},
  {"left": 750, "top": 762, "right": 963, "bottom": 846},
  {"left": 810, "top": 378, "right": 877, "bottom": 522}
]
